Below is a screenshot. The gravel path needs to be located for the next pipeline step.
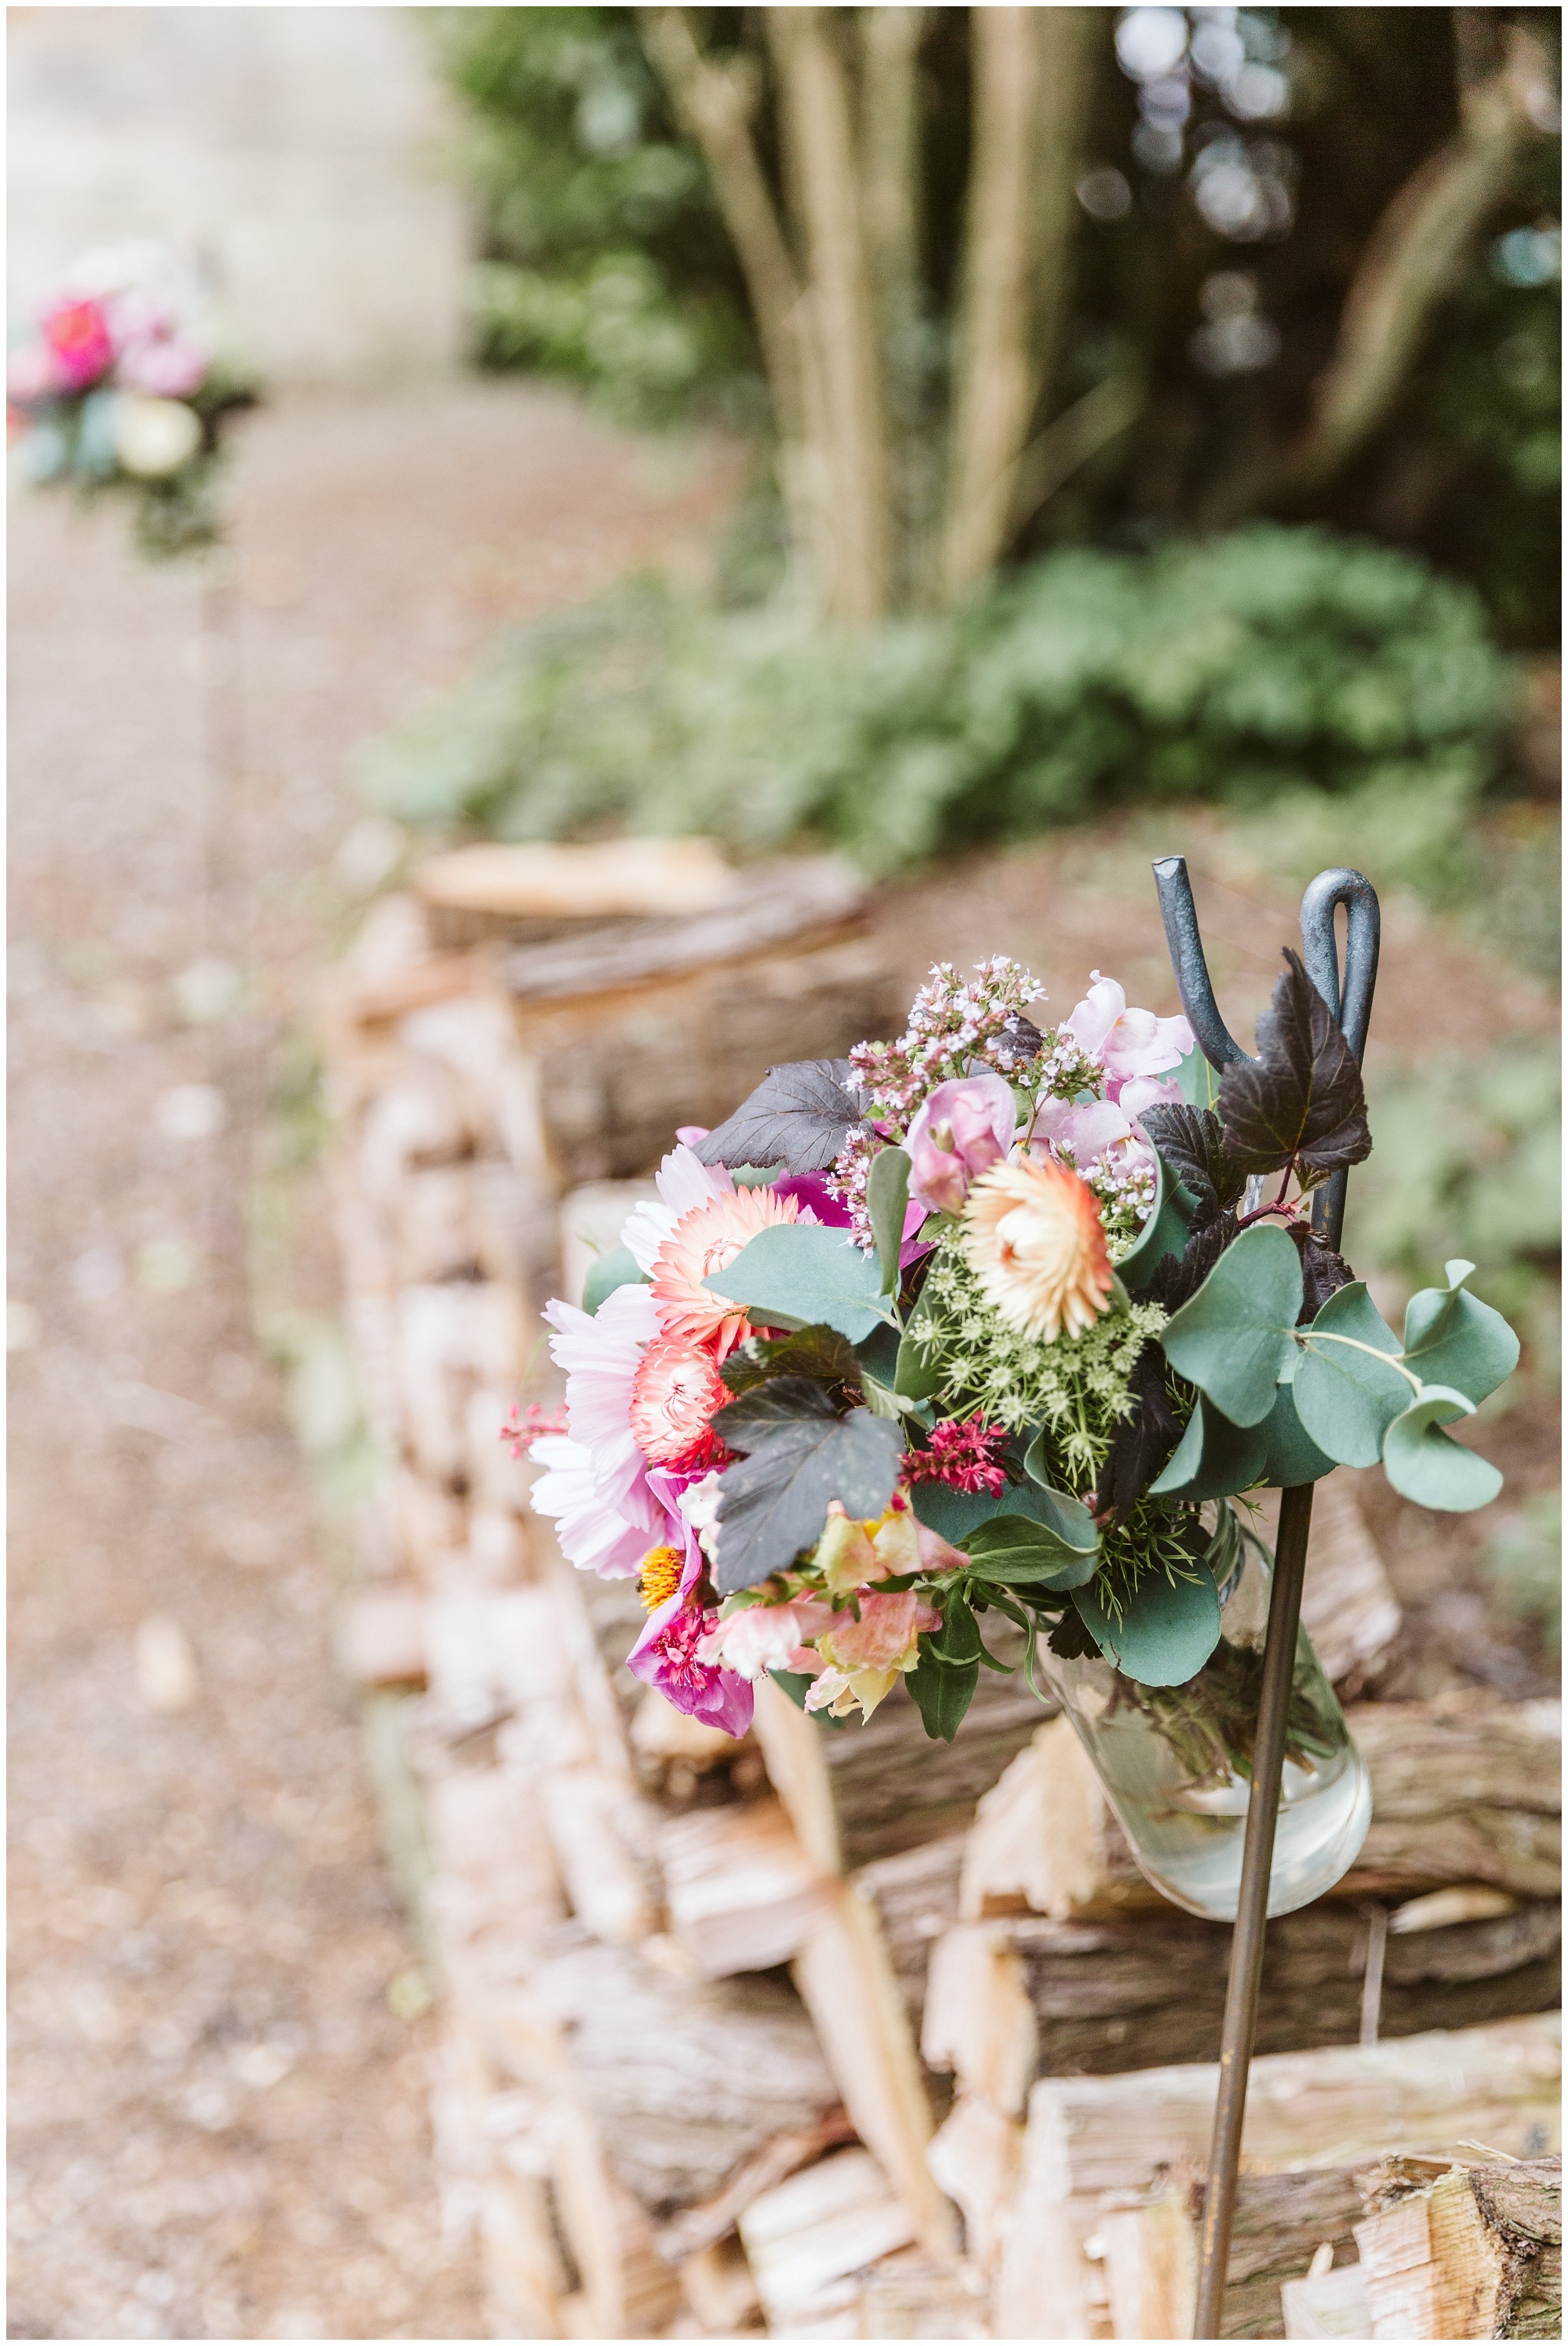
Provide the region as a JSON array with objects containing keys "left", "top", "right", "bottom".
[{"left": 7, "top": 383, "right": 737, "bottom": 2341}]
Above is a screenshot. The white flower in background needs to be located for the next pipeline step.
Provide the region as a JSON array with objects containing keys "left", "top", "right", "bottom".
[{"left": 114, "top": 395, "right": 201, "bottom": 479}]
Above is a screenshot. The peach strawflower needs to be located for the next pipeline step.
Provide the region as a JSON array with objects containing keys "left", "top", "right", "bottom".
[
  {"left": 630, "top": 1335, "right": 730, "bottom": 1470},
  {"left": 961, "top": 1153, "right": 1114, "bottom": 1342},
  {"left": 650, "top": 1184, "right": 805, "bottom": 1356}
]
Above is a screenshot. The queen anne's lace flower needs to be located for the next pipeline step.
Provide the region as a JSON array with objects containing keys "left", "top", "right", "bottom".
[{"left": 962, "top": 1154, "right": 1115, "bottom": 1342}]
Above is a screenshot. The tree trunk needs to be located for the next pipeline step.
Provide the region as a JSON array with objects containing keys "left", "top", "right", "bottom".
[
  {"left": 767, "top": 7, "right": 891, "bottom": 625},
  {"left": 939, "top": 8, "right": 1098, "bottom": 601},
  {"left": 1285, "top": 22, "right": 1553, "bottom": 492},
  {"left": 858, "top": 6, "right": 931, "bottom": 609}
]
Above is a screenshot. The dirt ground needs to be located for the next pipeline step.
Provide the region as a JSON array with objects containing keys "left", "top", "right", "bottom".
[
  {"left": 8, "top": 378, "right": 1557, "bottom": 2342},
  {"left": 7, "top": 383, "right": 739, "bottom": 2343}
]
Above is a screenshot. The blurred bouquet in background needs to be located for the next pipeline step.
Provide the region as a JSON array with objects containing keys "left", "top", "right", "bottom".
[{"left": 7, "top": 242, "right": 258, "bottom": 556}]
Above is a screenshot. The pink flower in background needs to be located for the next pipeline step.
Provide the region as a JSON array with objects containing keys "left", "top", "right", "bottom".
[
  {"left": 1031, "top": 1095, "right": 1155, "bottom": 1175},
  {"left": 1062, "top": 975, "right": 1192, "bottom": 1092},
  {"left": 115, "top": 336, "right": 207, "bottom": 398},
  {"left": 1116, "top": 1073, "right": 1184, "bottom": 1120},
  {"left": 904, "top": 1073, "right": 1017, "bottom": 1216},
  {"left": 41, "top": 298, "right": 114, "bottom": 392},
  {"left": 6, "top": 342, "right": 62, "bottom": 405}
]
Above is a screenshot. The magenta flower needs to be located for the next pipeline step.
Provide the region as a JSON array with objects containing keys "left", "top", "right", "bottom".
[
  {"left": 627, "top": 1502, "right": 753, "bottom": 1734},
  {"left": 904, "top": 1073, "right": 1017, "bottom": 1216},
  {"left": 41, "top": 298, "right": 114, "bottom": 392},
  {"left": 1062, "top": 974, "right": 1193, "bottom": 1091}
]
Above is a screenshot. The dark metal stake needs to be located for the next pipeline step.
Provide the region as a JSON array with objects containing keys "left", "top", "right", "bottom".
[{"left": 1151, "top": 856, "right": 1379, "bottom": 2342}]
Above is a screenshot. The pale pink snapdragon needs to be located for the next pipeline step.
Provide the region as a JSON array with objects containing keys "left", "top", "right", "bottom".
[
  {"left": 695, "top": 1599, "right": 845, "bottom": 1682},
  {"left": 1062, "top": 974, "right": 1193, "bottom": 1099},
  {"left": 904, "top": 1071, "right": 1017, "bottom": 1216}
]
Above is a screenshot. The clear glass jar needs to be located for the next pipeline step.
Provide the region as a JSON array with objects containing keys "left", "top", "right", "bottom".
[{"left": 1038, "top": 1505, "right": 1372, "bottom": 1921}]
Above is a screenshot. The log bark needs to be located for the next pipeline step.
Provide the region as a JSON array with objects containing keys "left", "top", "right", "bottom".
[
  {"left": 738, "top": 2145, "right": 918, "bottom": 2330},
  {"left": 987, "top": 2016, "right": 1561, "bottom": 2340},
  {"left": 659, "top": 1796, "right": 837, "bottom": 1977},
  {"left": 924, "top": 1901, "right": 1560, "bottom": 2099},
  {"left": 961, "top": 1693, "right": 1560, "bottom": 1926},
  {"left": 1356, "top": 2155, "right": 1562, "bottom": 2342},
  {"left": 940, "top": 8, "right": 1098, "bottom": 599},
  {"left": 1103, "top": 2167, "right": 1364, "bottom": 2340}
]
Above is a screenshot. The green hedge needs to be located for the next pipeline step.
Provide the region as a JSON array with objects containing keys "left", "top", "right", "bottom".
[{"left": 360, "top": 525, "right": 1507, "bottom": 875}]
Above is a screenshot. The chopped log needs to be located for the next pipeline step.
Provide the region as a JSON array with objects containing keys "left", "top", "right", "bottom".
[
  {"left": 657, "top": 2110, "right": 859, "bottom": 2263},
  {"left": 961, "top": 1694, "right": 1562, "bottom": 1926},
  {"left": 660, "top": 1797, "right": 837, "bottom": 1977},
  {"left": 679, "top": 2232, "right": 764, "bottom": 2335},
  {"left": 854, "top": 1835, "right": 967, "bottom": 2030},
  {"left": 539, "top": 1769, "right": 664, "bottom": 1946},
  {"left": 923, "top": 1901, "right": 1560, "bottom": 2096},
  {"left": 479, "top": 2169, "right": 572, "bottom": 2340},
  {"left": 558, "top": 1179, "right": 660, "bottom": 1312},
  {"left": 396, "top": 1282, "right": 527, "bottom": 1485},
  {"left": 1281, "top": 2260, "right": 1374, "bottom": 2338},
  {"left": 854, "top": 2248, "right": 992, "bottom": 2337},
  {"left": 988, "top": 2016, "right": 1561, "bottom": 2341},
  {"left": 337, "top": 1585, "right": 426, "bottom": 1688},
  {"left": 737, "top": 2147, "right": 919, "bottom": 2331},
  {"left": 1101, "top": 2167, "right": 1367, "bottom": 2340},
  {"left": 793, "top": 1886, "right": 959, "bottom": 2254},
  {"left": 924, "top": 2093, "right": 1022, "bottom": 2271},
  {"left": 1355, "top": 2155, "right": 1562, "bottom": 2340},
  {"left": 416, "top": 836, "right": 739, "bottom": 932}
]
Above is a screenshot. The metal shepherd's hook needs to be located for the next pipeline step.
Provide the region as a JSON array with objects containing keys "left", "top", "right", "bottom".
[{"left": 1150, "top": 856, "right": 1380, "bottom": 2342}]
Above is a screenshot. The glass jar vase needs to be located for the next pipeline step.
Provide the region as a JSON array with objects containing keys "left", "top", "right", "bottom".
[{"left": 1038, "top": 1504, "right": 1372, "bottom": 1921}]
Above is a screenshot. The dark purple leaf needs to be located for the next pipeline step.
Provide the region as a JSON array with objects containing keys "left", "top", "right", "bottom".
[
  {"left": 1140, "top": 1105, "right": 1248, "bottom": 1229},
  {"left": 708, "top": 1376, "right": 903, "bottom": 1595},
  {"left": 1290, "top": 1225, "right": 1357, "bottom": 1321},
  {"left": 1145, "top": 1209, "right": 1242, "bottom": 1313},
  {"left": 1093, "top": 1340, "right": 1187, "bottom": 1515},
  {"left": 1217, "top": 950, "right": 1371, "bottom": 1177},
  {"left": 692, "top": 1059, "right": 868, "bottom": 1175}
]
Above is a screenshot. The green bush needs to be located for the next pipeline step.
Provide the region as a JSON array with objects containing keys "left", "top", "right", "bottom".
[
  {"left": 431, "top": 7, "right": 754, "bottom": 425},
  {"left": 359, "top": 525, "right": 1508, "bottom": 877},
  {"left": 1343, "top": 1042, "right": 1561, "bottom": 1374}
]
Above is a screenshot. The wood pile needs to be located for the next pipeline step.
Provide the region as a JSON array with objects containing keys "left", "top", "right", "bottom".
[{"left": 319, "top": 843, "right": 1561, "bottom": 2339}]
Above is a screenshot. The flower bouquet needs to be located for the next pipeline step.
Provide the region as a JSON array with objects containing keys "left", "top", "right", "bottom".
[
  {"left": 8, "top": 243, "right": 258, "bottom": 556},
  {"left": 522, "top": 948, "right": 1518, "bottom": 1910}
]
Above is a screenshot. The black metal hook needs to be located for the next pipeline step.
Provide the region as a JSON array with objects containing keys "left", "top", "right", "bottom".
[
  {"left": 1150, "top": 852, "right": 1380, "bottom": 1256},
  {"left": 1151, "top": 855, "right": 1380, "bottom": 1067}
]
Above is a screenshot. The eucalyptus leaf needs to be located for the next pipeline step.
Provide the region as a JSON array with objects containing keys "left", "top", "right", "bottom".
[
  {"left": 869, "top": 1145, "right": 913, "bottom": 1297},
  {"left": 1072, "top": 1564, "right": 1222, "bottom": 1687},
  {"left": 693, "top": 1059, "right": 867, "bottom": 1174},
  {"left": 1400, "top": 1260, "right": 1519, "bottom": 1406},
  {"left": 1176, "top": 1046, "right": 1222, "bottom": 1112},
  {"left": 1382, "top": 1384, "right": 1503, "bottom": 1512},
  {"left": 1292, "top": 1282, "right": 1411, "bottom": 1468},
  {"left": 1259, "top": 1381, "right": 1336, "bottom": 1489},
  {"left": 582, "top": 1245, "right": 647, "bottom": 1317},
  {"left": 708, "top": 1378, "right": 904, "bottom": 1594},
  {"left": 1116, "top": 1147, "right": 1197, "bottom": 1291},
  {"left": 1157, "top": 1222, "right": 1302, "bottom": 1426},
  {"left": 1148, "top": 1394, "right": 1269, "bottom": 1500},
  {"left": 706, "top": 1222, "right": 891, "bottom": 1343}
]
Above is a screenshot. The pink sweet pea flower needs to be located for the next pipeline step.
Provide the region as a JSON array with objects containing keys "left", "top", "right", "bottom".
[
  {"left": 904, "top": 1073, "right": 1017, "bottom": 1216},
  {"left": 1063, "top": 974, "right": 1193, "bottom": 1093},
  {"left": 1031, "top": 1096, "right": 1153, "bottom": 1175}
]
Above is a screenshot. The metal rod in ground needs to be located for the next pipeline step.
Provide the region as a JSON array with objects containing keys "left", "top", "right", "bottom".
[{"left": 1191, "top": 1478, "right": 1316, "bottom": 2340}]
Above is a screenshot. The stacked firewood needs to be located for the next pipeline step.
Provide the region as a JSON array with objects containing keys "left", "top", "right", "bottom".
[{"left": 319, "top": 844, "right": 1561, "bottom": 2340}]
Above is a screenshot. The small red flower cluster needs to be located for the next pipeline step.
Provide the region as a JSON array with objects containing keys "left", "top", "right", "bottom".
[
  {"left": 903, "top": 1412, "right": 1009, "bottom": 1496},
  {"left": 502, "top": 1401, "right": 569, "bottom": 1458}
]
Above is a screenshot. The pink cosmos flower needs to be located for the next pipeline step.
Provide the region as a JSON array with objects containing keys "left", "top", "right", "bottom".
[
  {"left": 42, "top": 298, "right": 114, "bottom": 392},
  {"left": 904, "top": 1073, "right": 1018, "bottom": 1216},
  {"left": 650, "top": 1183, "right": 806, "bottom": 1357},
  {"left": 532, "top": 1283, "right": 666, "bottom": 1574},
  {"left": 1062, "top": 975, "right": 1193, "bottom": 1093},
  {"left": 621, "top": 1143, "right": 734, "bottom": 1277},
  {"left": 629, "top": 1334, "right": 731, "bottom": 1470}
]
